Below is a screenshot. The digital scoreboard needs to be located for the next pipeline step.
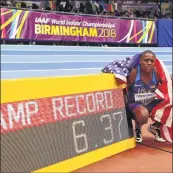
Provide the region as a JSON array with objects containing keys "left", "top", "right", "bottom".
[{"left": 1, "top": 75, "right": 135, "bottom": 172}]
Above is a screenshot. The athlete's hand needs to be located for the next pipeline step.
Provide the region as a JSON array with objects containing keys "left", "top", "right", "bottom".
[
  {"left": 116, "top": 78, "right": 126, "bottom": 85},
  {"left": 116, "top": 78, "right": 127, "bottom": 88}
]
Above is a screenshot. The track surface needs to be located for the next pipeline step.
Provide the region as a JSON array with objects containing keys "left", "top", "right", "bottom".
[
  {"left": 1, "top": 46, "right": 172, "bottom": 79},
  {"left": 75, "top": 120, "right": 172, "bottom": 172}
]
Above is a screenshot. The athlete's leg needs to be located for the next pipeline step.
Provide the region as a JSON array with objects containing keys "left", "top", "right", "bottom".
[
  {"left": 129, "top": 103, "right": 150, "bottom": 126},
  {"left": 127, "top": 103, "right": 150, "bottom": 142}
]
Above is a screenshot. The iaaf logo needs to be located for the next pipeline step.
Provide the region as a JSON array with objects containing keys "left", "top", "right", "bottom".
[{"left": 1, "top": 89, "right": 124, "bottom": 134}]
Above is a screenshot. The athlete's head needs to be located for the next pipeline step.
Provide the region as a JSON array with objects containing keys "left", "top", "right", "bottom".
[{"left": 140, "top": 50, "right": 156, "bottom": 73}]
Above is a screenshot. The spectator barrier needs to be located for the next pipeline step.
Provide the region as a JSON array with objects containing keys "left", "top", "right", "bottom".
[
  {"left": 1, "top": 74, "right": 135, "bottom": 173},
  {"left": 1, "top": 7, "right": 157, "bottom": 44}
]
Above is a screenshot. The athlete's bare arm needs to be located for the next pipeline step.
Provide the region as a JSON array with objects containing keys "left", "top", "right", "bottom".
[{"left": 127, "top": 68, "right": 137, "bottom": 87}]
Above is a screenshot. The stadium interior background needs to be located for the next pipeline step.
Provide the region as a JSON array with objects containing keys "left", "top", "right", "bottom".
[{"left": 1, "top": 0, "right": 172, "bottom": 172}]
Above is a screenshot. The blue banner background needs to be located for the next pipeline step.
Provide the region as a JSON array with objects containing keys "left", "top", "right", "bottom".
[{"left": 157, "top": 19, "right": 173, "bottom": 47}]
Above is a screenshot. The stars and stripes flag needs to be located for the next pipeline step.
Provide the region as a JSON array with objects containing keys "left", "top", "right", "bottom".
[{"left": 102, "top": 53, "right": 172, "bottom": 142}]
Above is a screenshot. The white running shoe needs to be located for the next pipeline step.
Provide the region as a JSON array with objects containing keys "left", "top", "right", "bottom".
[
  {"left": 148, "top": 124, "right": 166, "bottom": 142},
  {"left": 135, "top": 128, "right": 143, "bottom": 143}
]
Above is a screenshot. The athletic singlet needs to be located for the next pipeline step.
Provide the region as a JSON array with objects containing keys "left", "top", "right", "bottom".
[{"left": 127, "top": 65, "right": 158, "bottom": 106}]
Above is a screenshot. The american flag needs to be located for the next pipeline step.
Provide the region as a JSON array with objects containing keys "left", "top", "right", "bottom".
[{"left": 102, "top": 54, "right": 172, "bottom": 142}]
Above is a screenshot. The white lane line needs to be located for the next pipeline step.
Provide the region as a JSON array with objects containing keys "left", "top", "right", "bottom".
[
  {"left": 1, "top": 60, "right": 172, "bottom": 63},
  {"left": 106, "top": 46, "right": 172, "bottom": 52},
  {"left": 2, "top": 66, "right": 172, "bottom": 72},
  {"left": 1, "top": 54, "right": 172, "bottom": 57},
  {"left": 2, "top": 48, "right": 172, "bottom": 52},
  {"left": 2, "top": 61, "right": 110, "bottom": 63},
  {"left": 1, "top": 74, "right": 99, "bottom": 81},
  {"left": 1, "top": 68, "right": 102, "bottom": 72},
  {"left": 2, "top": 49, "right": 117, "bottom": 52},
  {"left": 1, "top": 73, "right": 103, "bottom": 80}
]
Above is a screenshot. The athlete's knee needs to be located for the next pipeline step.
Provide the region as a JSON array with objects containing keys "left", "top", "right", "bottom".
[
  {"left": 133, "top": 106, "right": 149, "bottom": 125},
  {"left": 140, "top": 111, "right": 149, "bottom": 125}
]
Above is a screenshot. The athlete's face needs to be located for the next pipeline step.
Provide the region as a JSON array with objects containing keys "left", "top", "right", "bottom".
[{"left": 140, "top": 53, "right": 156, "bottom": 73}]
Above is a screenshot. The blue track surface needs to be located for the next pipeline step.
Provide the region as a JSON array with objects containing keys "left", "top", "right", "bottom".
[{"left": 1, "top": 45, "right": 172, "bottom": 79}]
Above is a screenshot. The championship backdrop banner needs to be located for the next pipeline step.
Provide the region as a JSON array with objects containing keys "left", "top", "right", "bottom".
[{"left": 1, "top": 8, "right": 157, "bottom": 44}]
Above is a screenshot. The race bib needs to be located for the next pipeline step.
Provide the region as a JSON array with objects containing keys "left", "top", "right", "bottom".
[{"left": 135, "top": 92, "right": 156, "bottom": 105}]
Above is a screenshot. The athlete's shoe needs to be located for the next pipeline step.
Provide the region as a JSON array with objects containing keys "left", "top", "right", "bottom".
[
  {"left": 135, "top": 128, "right": 142, "bottom": 143},
  {"left": 148, "top": 124, "right": 166, "bottom": 142}
]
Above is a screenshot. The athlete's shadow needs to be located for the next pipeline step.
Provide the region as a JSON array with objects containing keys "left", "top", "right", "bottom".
[{"left": 141, "top": 136, "right": 172, "bottom": 152}]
